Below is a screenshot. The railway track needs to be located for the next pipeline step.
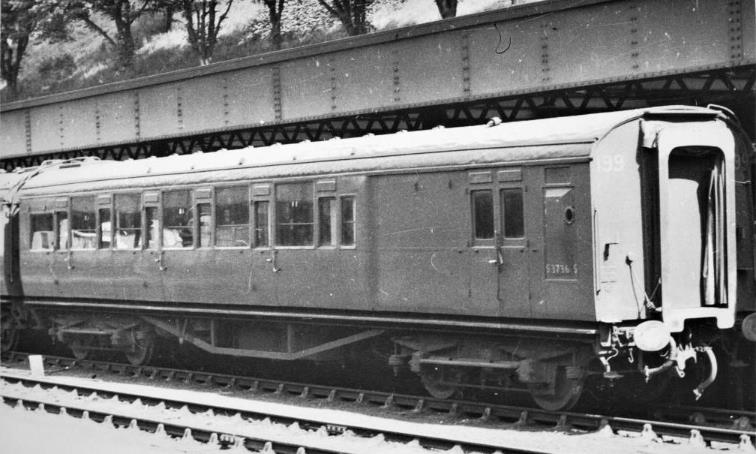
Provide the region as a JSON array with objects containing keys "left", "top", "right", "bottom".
[
  {"left": 2, "top": 351, "right": 754, "bottom": 451},
  {"left": 0, "top": 369, "right": 558, "bottom": 454}
]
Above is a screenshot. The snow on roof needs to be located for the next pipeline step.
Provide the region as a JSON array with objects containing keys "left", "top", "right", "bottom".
[{"left": 8, "top": 105, "right": 719, "bottom": 195}]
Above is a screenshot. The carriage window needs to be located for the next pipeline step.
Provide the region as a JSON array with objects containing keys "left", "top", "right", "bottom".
[
  {"left": 71, "top": 196, "right": 96, "bottom": 250},
  {"left": 98, "top": 208, "right": 111, "bottom": 248},
  {"left": 254, "top": 201, "right": 269, "bottom": 247},
  {"left": 163, "top": 190, "right": 192, "bottom": 248},
  {"left": 114, "top": 194, "right": 142, "bottom": 249},
  {"left": 472, "top": 190, "right": 494, "bottom": 239},
  {"left": 197, "top": 203, "right": 211, "bottom": 247},
  {"left": 318, "top": 198, "right": 337, "bottom": 246},
  {"left": 276, "top": 183, "right": 313, "bottom": 246},
  {"left": 145, "top": 206, "right": 158, "bottom": 250},
  {"left": 501, "top": 188, "right": 524, "bottom": 238},
  {"left": 56, "top": 211, "right": 69, "bottom": 250},
  {"left": 216, "top": 186, "right": 249, "bottom": 247},
  {"left": 30, "top": 213, "right": 54, "bottom": 250},
  {"left": 341, "top": 196, "right": 355, "bottom": 246}
]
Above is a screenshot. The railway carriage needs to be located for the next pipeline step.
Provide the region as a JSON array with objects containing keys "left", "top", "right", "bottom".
[{"left": 1, "top": 105, "right": 754, "bottom": 410}]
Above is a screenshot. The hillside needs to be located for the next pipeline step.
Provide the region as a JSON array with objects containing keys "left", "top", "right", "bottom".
[{"left": 2, "top": 0, "right": 530, "bottom": 103}]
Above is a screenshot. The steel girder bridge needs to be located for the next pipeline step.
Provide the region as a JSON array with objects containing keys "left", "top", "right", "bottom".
[{"left": 0, "top": 0, "right": 754, "bottom": 170}]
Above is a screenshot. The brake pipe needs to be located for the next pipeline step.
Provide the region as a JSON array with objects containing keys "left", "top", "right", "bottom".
[{"left": 692, "top": 346, "right": 718, "bottom": 401}]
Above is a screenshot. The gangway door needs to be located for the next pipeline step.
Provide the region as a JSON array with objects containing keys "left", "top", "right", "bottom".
[{"left": 655, "top": 124, "right": 737, "bottom": 333}]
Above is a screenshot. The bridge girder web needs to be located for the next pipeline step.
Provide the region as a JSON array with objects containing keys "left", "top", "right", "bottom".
[{"left": 3, "top": 65, "right": 754, "bottom": 172}]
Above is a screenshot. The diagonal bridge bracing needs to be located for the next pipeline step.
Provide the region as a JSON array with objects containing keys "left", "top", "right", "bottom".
[{"left": 4, "top": 63, "right": 753, "bottom": 172}]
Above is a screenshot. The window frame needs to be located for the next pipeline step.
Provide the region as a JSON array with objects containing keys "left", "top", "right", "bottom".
[
  {"left": 29, "top": 210, "right": 55, "bottom": 252},
  {"left": 70, "top": 195, "right": 97, "bottom": 251},
  {"left": 113, "top": 192, "right": 145, "bottom": 251},
  {"left": 251, "top": 183, "right": 272, "bottom": 249},
  {"left": 317, "top": 196, "right": 338, "bottom": 248},
  {"left": 194, "top": 187, "right": 214, "bottom": 249},
  {"left": 253, "top": 200, "right": 271, "bottom": 249},
  {"left": 142, "top": 191, "right": 161, "bottom": 251},
  {"left": 470, "top": 188, "right": 495, "bottom": 246},
  {"left": 339, "top": 194, "right": 357, "bottom": 248},
  {"left": 274, "top": 180, "right": 316, "bottom": 249},
  {"left": 468, "top": 168, "right": 526, "bottom": 248},
  {"left": 161, "top": 189, "right": 193, "bottom": 250},
  {"left": 500, "top": 186, "right": 526, "bottom": 241},
  {"left": 54, "top": 207, "right": 70, "bottom": 251},
  {"left": 96, "top": 195, "right": 113, "bottom": 250},
  {"left": 195, "top": 200, "right": 213, "bottom": 249},
  {"left": 215, "top": 184, "right": 252, "bottom": 249}
]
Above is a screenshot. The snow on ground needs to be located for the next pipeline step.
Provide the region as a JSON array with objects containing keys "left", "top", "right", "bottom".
[
  {"left": 371, "top": 0, "right": 442, "bottom": 28},
  {"left": 0, "top": 366, "right": 729, "bottom": 454},
  {"left": 0, "top": 398, "right": 215, "bottom": 454},
  {"left": 371, "top": 0, "right": 542, "bottom": 29},
  {"left": 137, "top": 28, "right": 190, "bottom": 55}
]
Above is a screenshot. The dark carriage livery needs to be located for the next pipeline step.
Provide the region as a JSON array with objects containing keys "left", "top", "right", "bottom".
[{"left": 1, "top": 106, "right": 754, "bottom": 410}]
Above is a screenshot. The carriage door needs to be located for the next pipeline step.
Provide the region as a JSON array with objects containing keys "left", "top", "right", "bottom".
[
  {"left": 1, "top": 202, "right": 21, "bottom": 295},
  {"left": 495, "top": 168, "right": 531, "bottom": 318},
  {"left": 656, "top": 125, "right": 736, "bottom": 332}
]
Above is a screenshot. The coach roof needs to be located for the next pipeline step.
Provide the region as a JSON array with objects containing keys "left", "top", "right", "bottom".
[{"left": 16, "top": 105, "right": 721, "bottom": 194}]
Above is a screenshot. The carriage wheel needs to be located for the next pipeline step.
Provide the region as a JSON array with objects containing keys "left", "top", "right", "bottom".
[
  {"left": 527, "top": 366, "right": 585, "bottom": 411},
  {"left": 69, "top": 338, "right": 90, "bottom": 360},
  {"left": 124, "top": 329, "right": 154, "bottom": 366},
  {"left": 420, "top": 367, "right": 459, "bottom": 400}
]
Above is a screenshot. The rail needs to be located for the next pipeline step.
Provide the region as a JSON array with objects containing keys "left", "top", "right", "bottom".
[
  {"left": 2, "top": 351, "right": 754, "bottom": 449},
  {"left": 0, "top": 370, "right": 547, "bottom": 454}
]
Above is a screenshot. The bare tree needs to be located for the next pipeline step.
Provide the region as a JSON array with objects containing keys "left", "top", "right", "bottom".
[
  {"left": 434, "top": 0, "right": 456, "bottom": 19},
  {"left": 35, "top": 0, "right": 157, "bottom": 72},
  {"left": 181, "top": 0, "right": 233, "bottom": 65},
  {"left": 317, "top": 0, "right": 372, "bottom": 36},
  {"left": 154, "top": 0, "right": 177, "bottom": 32},
  {"left": 1, "top": 0, "right": 37, "bottom": 95},
  {"left": 254, "top": 0, "right": 286, "bottom": 49}
]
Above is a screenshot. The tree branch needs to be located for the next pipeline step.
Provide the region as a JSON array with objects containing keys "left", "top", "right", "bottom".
[
  {"left": 131, "top": 0, "right": 154, "bottom": 23},
  {"left": 217, "top": 0, "right": 233, "bottom": 29},
  {"left": 317, "top": 0, "right": 338, "bottom": 17},
  {"left": 78, "top": 15, "right": 117, "bottom": 47}
]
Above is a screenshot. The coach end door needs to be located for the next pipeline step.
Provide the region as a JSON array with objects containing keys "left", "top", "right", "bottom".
[{"left": 656, "top": 124, "right": 736, "bottom": 332}]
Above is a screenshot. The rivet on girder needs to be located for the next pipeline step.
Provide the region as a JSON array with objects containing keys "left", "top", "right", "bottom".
[
  {"left": 24, "top": 110, "right": 32, "bottom": 154},
  {"left": 392, "top": 49, "right": 401, "bottom": 103},
  {"left": 95, "top": 101, "right": 101, "bottom": 143},
  {"left": 540, "top": 22, "right": 550, "bottom": 84},
  {"left": 461, "top": 32, "right": 471, "bottom": 99},
  {"left": 177, "top": 86, "right": 183, "bottom": 130},
  {"left": 329, "top": 55, "right": 337, "bottom": 111},
  {"left": 727, "top": 0, "right": 743, "bottom": 60},
  {"left": 58, "top": 106, "right": 65, "bottom": 147},
  {"left": 134, "top": 92, "right": 141, "bottom": 140},
  {"left": 272, "top": 65, "right": 282, "bottom": 121},
  {"left": 222, "top": 77, "right": 229, "bottom": 125},
  {"left": 628, "top": 5, "right": 641, "bottom": 72}
]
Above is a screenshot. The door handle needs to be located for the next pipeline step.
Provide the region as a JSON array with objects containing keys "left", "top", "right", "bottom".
[
  {"left": 265, "top": 249, "right": 281, "bottom": 273},
  {"left": 154, "top": 251, "right": 167, "bottom": 271},
  {"left": 488, "top": 248, "right": 504, "bottom": 266}
]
